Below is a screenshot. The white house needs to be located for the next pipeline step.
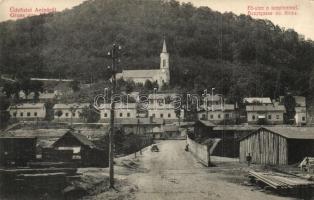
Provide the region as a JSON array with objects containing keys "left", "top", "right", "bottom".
[
  {"left": 198, "top": 104, "right": 235, "bottom": 124},
  {"left": 116, "top": 38, "right": 170, "bottom": 87},
  {"left": 53, "top": 103, "right": 90, "bottom": 121},
  {"left": 246, "top": 103, "right": 285, "bottom": 125},
  {"left": 8, "top": 103, "right": 46, "bottom": 120},
  {"left": 99, "top": 103, "right": 137, "bottom": 122},
  {"left": 147, "top": 93, "right": 184, "bottom": 123}
]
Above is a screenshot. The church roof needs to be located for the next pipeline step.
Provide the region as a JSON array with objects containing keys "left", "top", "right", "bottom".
[{"left": 120, "top": 69, "right": 161, "bottom": 79}]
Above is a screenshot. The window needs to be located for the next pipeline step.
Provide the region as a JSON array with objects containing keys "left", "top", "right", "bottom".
[
  {"left": 65, "top": 113, "right": 69, "bottom": 117},
  {"left": 276, "top": 115, "right": 279, "bottom": 119},
  {"left": 268, "top": 115, "right": 271, "bottom": 120},
  {"left": 225, "top": 113, "right": 229, "bottom": 119},
  {"left": 252, "top": 115, "right": 255, "bottom": 120},
  {"left": 72, "top": 112, "right": 75, "bottom": 117},
  {"left": 168, "top": 113, "right": 171, "bottom": 118},
  {"left": 127, "top": 113, "right": 130, "bottom": 117},
  {"left": 27, "top": 112, "right": 31, "bottom": 117},
  {"left": 20, "top": 112, "right": 23, "bottom": 117},
  {"left": 152, "top": 113, "right": 155, "bottom": 118},
  {"left": 218, "top": 114, "right": 221, "bottom": 119},
  {"left": 302, "top": 116, "right": 306, "bottom": 121},
  {"left": 163, "top": 59, "right": 166, "bottom": 67},
  {"left": 13, "top": 112, "right": 17, "bottom": 117},
  {"left": 202, "top": 114, "right": 206, "bottom": 119},
  {"left": 210, "top": 114, "right": 213, "bottom": 119},
  {"left": 160, "top": 113, "right": 164, "bottom": 118},
  {"left": 104, "top": 113, "right": 108, "bottom": 118},
  {"left": 120, "top": 113, "right": 123, "bottom": 117},
  {"left": 34, "top": 112, "right": 37, "bottom": 117}
]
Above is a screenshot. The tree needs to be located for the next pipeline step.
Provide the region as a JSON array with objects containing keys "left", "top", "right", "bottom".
[
  {"left": 69, "top": 80, "right": 80, "bottom": 92},
  {"left": 69, "top": 106, "right": 78, "bottom": 126},
  {"left": 283, "top": 94, "right": 296, "bottom": 124},
  {"left": 144, "top": 80, "right": 154, "bottom": 91},
  {"left": 80, "top": 105, "right": 100, "bottom": 123},
  {"left": 0, "top": 96, "right": 10, "bottom": 129}
]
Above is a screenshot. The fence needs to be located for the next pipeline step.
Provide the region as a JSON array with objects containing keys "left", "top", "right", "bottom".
[{"left": 187, "top": 136, "right": 211, "bottom": 166}]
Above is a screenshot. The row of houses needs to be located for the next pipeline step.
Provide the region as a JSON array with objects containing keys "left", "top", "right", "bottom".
[
  {"left": 7, "top": 94, "right": 307, "bottom": 126},
  {"left": 197, "top": 96, "right": 307, "bottom": 126}
]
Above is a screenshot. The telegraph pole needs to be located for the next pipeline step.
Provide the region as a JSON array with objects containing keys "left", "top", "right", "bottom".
[{"left": 107, "top": 43, "right": 121, "bottom": 188}]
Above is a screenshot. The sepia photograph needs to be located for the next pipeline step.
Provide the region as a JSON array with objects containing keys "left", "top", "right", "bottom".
[{"left": 0, "top": 0, "right": 314, "bottom": 199}]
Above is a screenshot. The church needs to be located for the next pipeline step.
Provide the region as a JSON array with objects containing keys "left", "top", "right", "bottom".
[{"left": 116, "top": 39, "right": 170, "bottom": 87}]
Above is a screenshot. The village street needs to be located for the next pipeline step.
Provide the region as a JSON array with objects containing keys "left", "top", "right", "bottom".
[{"left": 125, "top": 140, "right": 294, "bottom": 200}]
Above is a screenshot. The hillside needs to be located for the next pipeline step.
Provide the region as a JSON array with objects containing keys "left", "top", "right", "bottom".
[{"left": 0, "top": 0, "right": 314, "bottom": 100}]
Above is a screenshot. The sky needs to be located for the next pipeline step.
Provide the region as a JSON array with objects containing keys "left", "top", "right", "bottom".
[{"left": 0, "top": 0, "right": 313, "bottom": 40}]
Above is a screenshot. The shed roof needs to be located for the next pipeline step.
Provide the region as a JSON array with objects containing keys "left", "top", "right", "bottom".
[
  {"left": 64, "top": 131, "right": 96, "bottom": 148},
  {"left": 241, "top": 127, "right": 314, "bottom": 141},
  {"left": 197, "top": 120, "right": 216, "bottom": 127}
]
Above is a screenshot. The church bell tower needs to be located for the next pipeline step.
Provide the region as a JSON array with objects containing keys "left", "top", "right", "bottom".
[{"left": 160, "top": 38, "right": 170, "bottom": 84}]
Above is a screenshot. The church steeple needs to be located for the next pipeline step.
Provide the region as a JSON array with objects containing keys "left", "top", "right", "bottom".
[
  {"left": 160, "top": 37, "right": 169, "bottom": 70},
  {"left": 162, "top": 38, "right": 167, "bottom": 53}
]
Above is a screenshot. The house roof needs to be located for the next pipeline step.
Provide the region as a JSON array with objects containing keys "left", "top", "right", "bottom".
[
  {"left": 116, "top": 118, "right": 164, "bottom": 125},
  {"left": 246, "top": 104, "right": 285, "bottom": 112},
  {"left": 31, "top": 78, "right": 74, "bottom": 82},
  {"left": 39, "top": 92, "right": 56, "bottom": 99},
  {"left": 53, "top": 103, "right": 90, "bottom": 109},
  {"left": 8, "top": 103, "right": 45, "bottom": 110},
  {"left": 203, "top": 94, "right": 221, "bottom": 101},
  {"left": 119, "top": 69, "right": 161, "bottom": 79},
  {"left": 294, "top": 96, "right": 306, "bottom": 107},
  {"left": 1, "top": 129, "right": 70, "bottom": 148},
  {"left": 99, "top": 103, "right": 137, "bottom": 110},
  {"left": 148, "top": 93, "right": 179, "bottom": 99},
  {"left": 197, "top": 120, "right": 216, "bottom": 127},
  {"left": 213, "top": 125, "right": 258, "bottom": 131},
  {"left": 243, "top": 97, "right": 272, "bottom": 104},
  {"left": 240, "top": 127, "right": 314, "bottom": 141},
  {"left": 199, "top": 104, "right": 235, "bottom": 111}
]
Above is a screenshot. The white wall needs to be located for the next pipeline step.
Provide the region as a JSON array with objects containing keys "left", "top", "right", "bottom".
[{"left": 10, "top": 107, "right": 46, "bottom": 119}]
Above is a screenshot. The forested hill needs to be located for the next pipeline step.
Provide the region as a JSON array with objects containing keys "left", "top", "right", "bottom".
[{"left": 1, "top": 0, "right": 314, "bottom": 100}]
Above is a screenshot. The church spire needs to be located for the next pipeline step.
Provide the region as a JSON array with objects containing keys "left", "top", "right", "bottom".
[{"left": 162, "top": 38, "right": 167, "bottom": 53}]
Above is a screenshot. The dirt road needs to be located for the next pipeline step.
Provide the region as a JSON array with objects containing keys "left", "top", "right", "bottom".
[{"left": 127, "top": 140, "right": 294, "bottom": 200}]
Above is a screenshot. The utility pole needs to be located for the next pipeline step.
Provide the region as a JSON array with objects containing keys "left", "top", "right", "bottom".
[{"left": 107, "top": 43, "right": 121, "bottom": 188}]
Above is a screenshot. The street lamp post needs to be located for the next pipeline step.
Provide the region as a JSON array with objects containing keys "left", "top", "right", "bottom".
[{"left": 107, "top": 43, "right": 121, "bottom": 188}]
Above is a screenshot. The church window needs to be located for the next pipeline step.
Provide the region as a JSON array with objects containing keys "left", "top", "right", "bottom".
[
  {"left": 160, "top": 113, "right": 163, "bottom": 118},
  {"left": 163, "top": 59, "right": 166, "bottom": 67}
]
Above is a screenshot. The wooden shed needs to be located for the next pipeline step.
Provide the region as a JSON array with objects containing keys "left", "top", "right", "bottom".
[
  {"left": 52, "top": 130, "right": 107, "bottom": 167},
  {"left": 240, "top": 127, "right": 314, "bottom": 165},
  {"left": 0, "top": 137, "right": 37, "bottom": 167}
]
